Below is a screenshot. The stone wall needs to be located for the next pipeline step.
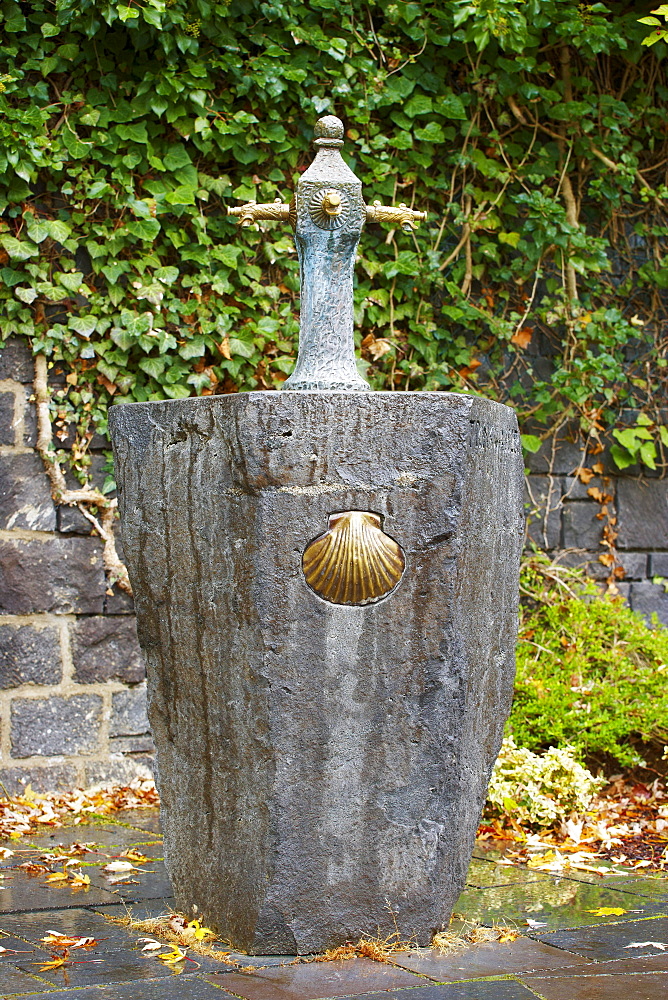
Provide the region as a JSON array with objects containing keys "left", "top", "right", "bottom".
[
  {"left": 0, "top": 339, "right": 152, "bottom": 794},
  {"left": 0, "top": 336, "right": 666, "bottom": 791},
  {"left": 525, "top": 423, "right": 668, "bottom": 625}
]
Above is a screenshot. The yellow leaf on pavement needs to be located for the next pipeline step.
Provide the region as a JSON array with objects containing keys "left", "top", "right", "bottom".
[{"left": 157, "top": 945, "right": 187, "bottom": 965}]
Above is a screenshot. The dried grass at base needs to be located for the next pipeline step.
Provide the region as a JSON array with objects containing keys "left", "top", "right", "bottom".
[
  {"left": 105, "top": 910, "right": 245, "bottom": 966},
  {"left": 432, "top": 922, "right": 519, "bottom": 953}
]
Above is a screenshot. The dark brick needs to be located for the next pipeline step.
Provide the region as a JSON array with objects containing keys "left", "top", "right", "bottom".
[
  {"left": 85, "top": 757, "right": 154, "bottom": 787},
  {"left": 0, "top": 536, "right": 106, "bottom": 614},
  {"left": 524, "top": 424, "right": 586, "bottom": 475},
  {"left": 650, "top": 552, "right": 668, "bottom": 577},
  {"left": 0, "top": 764, "right": 79, "bottom": 795},
  {"left": 617, "top": 551, "right": 648, "bottom": 581},
  {"left": 0, "top": 452, "right": 56, "bottom": 531},
  {"left": 555, "top": 550, "right": 610, "bottom": 580},
  {"left": 71, "top": 616, "right": 144, "bottom": 684},
  {"left": 110, "top": 686, "right": 149, "bottom": 736},
  {"left": 57, "top": 504, "right": 93, "bottom": 535},
  {"left": 0, "top": 338, "right": 34, "bottom": 382},
  {"left": 10, "top": 694, "right": 103, "bottom": 756},
  {"left": 22, "top": 387, "right": 37, "bottom": 447},
  {"left": 0, "top": 624, "right": 61, "bottom": 688},
  {"left": 562, "top": 475, "right": 614, "bottom": 502},
  {"left": 104, "top": 584, "right": 135, "bottom": 614},
  {"left": 630, "top": 582, "right": 668, "bottom": 627},
  {"left": 0, "top": 392, "right": 16, "bottom": 446},
  {"left": 524, "top": 476, "right": 562, "bottom": 550},
  {"left": 562, "top": 501, "right": 609, "bottom": 550},
  {"left": 617, "top": 479, "right": 668, "bottom": 550}
]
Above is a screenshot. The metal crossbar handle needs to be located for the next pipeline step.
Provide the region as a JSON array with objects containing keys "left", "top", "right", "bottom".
[{"left": 227, "top": 115, "right": 426, "bottom": 391}]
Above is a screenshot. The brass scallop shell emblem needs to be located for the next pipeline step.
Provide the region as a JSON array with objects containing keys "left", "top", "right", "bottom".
[{"left": 302, "top": 511, "right": 405, "bottom": 606}]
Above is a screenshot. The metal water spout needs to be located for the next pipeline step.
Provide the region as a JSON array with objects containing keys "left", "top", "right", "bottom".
[{"left": 228, "top": 115, "right": 426, "bottom": 391}]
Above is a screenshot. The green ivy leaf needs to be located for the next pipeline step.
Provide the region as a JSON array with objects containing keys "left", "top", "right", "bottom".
[
  {"left": 0, "top": 236, "right": 39, "bottom": 260},
  {"left": 228, "top": 337, "right": 256, "bottom": 359},
  {"left": 138, "top": 356, "right": 166, "bottom": 378},
  {"left": 404, "top": 94, "right": 433, "bottom": 117},
  {"left": 127, "top": 219, "right": 161, "bottom": 240},
  {"left": 155, "top": 266, "right": 179, "bottom": 284},
  {"left": 520, "top": 434, "right": 542, "bottom": 454},
  {"left": 116, "top": 123, "right": 149, "bottom": 144},
  {"left": 45, "top": 220, "right": 72, "bottom": 244},
  {"left": 69, "top": 315, "right": 98, "bottom": 338},
  {"left": 56, "top": 272, "right": 84, "bottom": 293}
]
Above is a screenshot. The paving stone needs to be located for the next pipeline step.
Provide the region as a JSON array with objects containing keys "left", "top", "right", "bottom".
[
  {"left": 521, "top": 952, "right": 668, "bottom": 977},
  {"left": 103, "top": 810, "right": 162, "bottom": 835},
  {"left": 87, "top": 857, "right": 174, "bottom": 902},
  {"left": 89, "top": 899, "right": 177, "bottom": 923},
  {"left": 0, "top": 961, "right": 53, "bottom": 995},
  {"left": 0, "top": 867, "right": 118, "bottom": 914},
  {"left": 12, "top": 948, "right": 225, "bottom": 991},
  {"left": 209, "top": 978, "right": 538, "bottom": 1000},
  {"left": 617, "top": 479, "right": 668, "bottom": 550},
  {"left": 612, "top": 876, "right": 668, "bottom": 898},
  {"left": 205, "top": 957, "right": 424, "bottom": 1000},
  {"left": 629, "top": 581, "right": 668, "bottom": 626},
  {"left": 25, "top": 824, "right": 148, "bottom": 851},
  {"left": 390, "top": 937, "right": 592, "bottom": 981},
  {"left": 218, "top": 952, "right": 298, "bottom": 968},
  {"left": 453, "top": 880, "right": 667, "bottom": 932},
  {"left": 0, "top": 930, "right": 45, "bottom": 958},
  {"left": 16, "top": 974, "right": 235, "bottom": 999},
  {"left": 0, "top": 452, "right": 57, "bottom": 531},
  {"left": 518, "top": 969, "right": 668, "bottom": 999},
  {"left": 71, "top": 616, "right": 144, "bottom": 685},
  {"left": 528, "top": 915, "right": 668, "bottom": 961},
  {"left": 0, "top": 907, "right": 146, "bottom": 952},
  {"left": 11, "top": 694, "right": 103, "bottom": 757},
  {"left": 0, "top": 391, "right": 16, "bottom": 446},
  {"left": 0, "top": 338, "right": 35, "bottom": 383},
  {"left": 0, "top": 536, "right": 106, "bottom": 615},
  {"left": 0, "top": 623, "right": 62, "bottom": 688},
  {"left": 524, "top": 475, "right": 562, "bottom": 550},
  {"left": 466, "top": 858, "right": 554, "bottom": 888}
]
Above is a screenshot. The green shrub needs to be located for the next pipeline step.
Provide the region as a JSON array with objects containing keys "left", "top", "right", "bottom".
[
  {"left": 485, "top": 738, "right": 605, "bottom": 828},
  {"left": 509, "top": 557, "right": 668, "bottom": 768}
]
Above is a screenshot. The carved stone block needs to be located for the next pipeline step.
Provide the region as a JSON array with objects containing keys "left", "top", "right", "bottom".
[{"left": 110, "top": 391, "right": 523, "bottom": 954}]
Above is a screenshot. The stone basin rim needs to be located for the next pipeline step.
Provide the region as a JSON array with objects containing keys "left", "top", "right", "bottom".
[{"left": 108, "top": 389, "right": 515, "bottom": 415}]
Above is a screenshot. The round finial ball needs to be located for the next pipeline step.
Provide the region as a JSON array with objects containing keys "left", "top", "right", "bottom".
[{"left": 314, "top": 115, "right": 344, "bottom": 140}]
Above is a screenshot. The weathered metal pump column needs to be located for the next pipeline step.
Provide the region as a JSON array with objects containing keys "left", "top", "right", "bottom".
[{"left": 109, "top": 116, "right": 523, "bottom": 955}]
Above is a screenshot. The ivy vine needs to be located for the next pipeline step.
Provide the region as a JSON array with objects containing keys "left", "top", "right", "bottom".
[{"left": 0, "top": 0, "right": 666, "bottom": 485}]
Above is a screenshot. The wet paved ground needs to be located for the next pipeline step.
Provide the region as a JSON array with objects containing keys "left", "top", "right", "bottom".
[{"left": 0, "top": 810, "right": 666, "bottom": 998}]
